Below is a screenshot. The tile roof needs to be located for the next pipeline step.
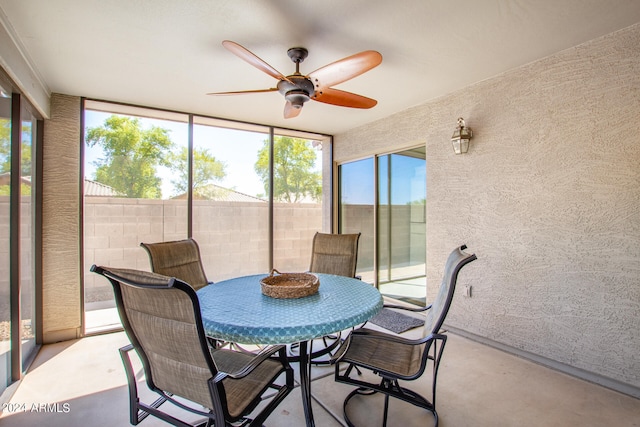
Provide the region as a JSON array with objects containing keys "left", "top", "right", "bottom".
[{"left": 172, "top": 184, "right": 266, "bottom": 202}]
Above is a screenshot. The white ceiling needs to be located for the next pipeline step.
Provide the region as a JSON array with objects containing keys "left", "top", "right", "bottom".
[{"left": 1, "top": 0, "right": 640, "bottom": 135}]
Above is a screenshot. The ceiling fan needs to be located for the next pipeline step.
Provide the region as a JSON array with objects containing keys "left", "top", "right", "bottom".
[{"left": 208, "top": 40, "right": 383, "bottom": 118}]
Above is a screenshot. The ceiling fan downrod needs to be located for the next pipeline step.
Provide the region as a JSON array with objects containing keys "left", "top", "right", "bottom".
[{"left": 277, "top": 47, "right": 315, "bottom": 109}]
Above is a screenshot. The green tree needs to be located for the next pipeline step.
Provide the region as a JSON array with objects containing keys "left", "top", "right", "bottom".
[
  {"left": 85, "top": 115, "right": 173, "bottom": 198},
  {"left": 0, "top": 119, "right": 11, "bottom": 174},
  {"left": 255, "top": 136, "right": 321, "bottom": 203},
  {"left": 166, "top": 146, "right": 226, "bottom": 196},
  {"left": 0, "top": 119, "right": 33, "bottom": 196},
  {"left": 0, "top": 120, "right": 32, "bottom": 174}
]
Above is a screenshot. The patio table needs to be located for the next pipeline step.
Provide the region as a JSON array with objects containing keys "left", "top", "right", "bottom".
[{"left": 197, "top": 273, "right": 383, "bottom": 427}]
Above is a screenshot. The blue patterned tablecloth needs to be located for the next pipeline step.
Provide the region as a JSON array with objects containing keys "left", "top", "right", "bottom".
[{"left": 197, "top": 273, "right": 383, "bottom": 345}]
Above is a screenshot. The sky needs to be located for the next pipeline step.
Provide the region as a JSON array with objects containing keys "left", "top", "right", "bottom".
[
  {"left": 84, "top": 110, "right": 321, "bottom": 199},
  {"left": 84, "top": 109, "right": 424, "bottom": 205},
  {"left": 340, "top": 154, "right": 426, "bottom": 206}
]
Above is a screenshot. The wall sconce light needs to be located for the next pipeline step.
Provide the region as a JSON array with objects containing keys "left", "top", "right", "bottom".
[{"left": 451, "top": 117, "right": 473, "bottom": 154}]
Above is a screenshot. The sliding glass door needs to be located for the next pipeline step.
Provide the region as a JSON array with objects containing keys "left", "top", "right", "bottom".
[
  {"left": 338, "top": 146, "right": 426, "bottom": 305},
  {"left": 378, "top": 148, "right": 426, "bottom": 304},
  {"left": 19, "top": 105, "right": 37, "bottom": 367},
  {"left": 0, "top": 84, "right": 11, "bottom": 395},
  {"left": 338, "top": 158, "right": 375, "bottom": 282},
  {"left": 0, "top": 81, "right": 41, "bottom": 394}
]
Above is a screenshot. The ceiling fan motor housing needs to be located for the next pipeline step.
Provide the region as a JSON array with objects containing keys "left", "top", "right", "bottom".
[{"left": 278, "top": 76, "right": 315, "bottom": 108}]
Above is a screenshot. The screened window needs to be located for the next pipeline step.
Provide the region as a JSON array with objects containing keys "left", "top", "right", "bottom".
[{"left": 83, "top": 101, "right": 331, "bottom": 331}]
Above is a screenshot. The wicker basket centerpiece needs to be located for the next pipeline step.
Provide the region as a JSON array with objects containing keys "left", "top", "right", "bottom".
[{"left": 260, "top": 269, "right": 319, "bottom": 299}]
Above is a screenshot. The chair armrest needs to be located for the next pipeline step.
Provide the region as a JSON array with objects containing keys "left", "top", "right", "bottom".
[
  {"left": 329, "top": 335, "right": 351, "bottom": 363},
  {"left": 349, "top": 327, "right": 435, "bottom": 346},
  {"left": 331, "top": 328, "right": 443, "bottom": 364},
  {"left": 383, "top": 303, "right": 432, "bottom": 313},
  {"left": 214, "top": 345, "right": 287, "bottom": 382}
]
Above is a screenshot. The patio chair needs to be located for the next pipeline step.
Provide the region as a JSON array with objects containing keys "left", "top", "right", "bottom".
[
  {"left": 303, "top": 232, "right": 361, "bottom": 364},
  {"left": 91, "top": 265, "right": 294, "bottom": 427},
  {"left": 309, "top": 232, "right": 361, "bottom": 278},
  {"left": 141, "top": 238, "right": 230, "bottom": 348},
  {"left": 140, "top": 238, "right": 212, "bottom": 290},
  {"left": 331, "top": 245, "right": 477, "bottom": 427}
]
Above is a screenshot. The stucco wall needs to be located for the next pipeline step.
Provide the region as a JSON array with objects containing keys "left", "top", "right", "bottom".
[{"left": 334, "top": 24, "right": 640, "bottom": 394}]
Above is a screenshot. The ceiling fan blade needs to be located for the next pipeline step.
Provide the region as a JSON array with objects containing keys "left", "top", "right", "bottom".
[
  {"left": 312, "top": 88, "right": 377, "bottom": 109},
  {"left": 222, "top": 40, "right": 292, "bottom": 83},
  {"left": 284, "top": 101, "right": 302, "bottom": 119},
  {"left": 207, "top": 88, "right": 278, "bottom": 96},
  {"left": 308, "top": 50, "right": 382, "bottom": 89}
]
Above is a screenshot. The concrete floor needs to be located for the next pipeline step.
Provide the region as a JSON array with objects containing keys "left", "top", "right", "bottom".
[{"left": 2, "top": 321, "right": 639, "bottom": 426}]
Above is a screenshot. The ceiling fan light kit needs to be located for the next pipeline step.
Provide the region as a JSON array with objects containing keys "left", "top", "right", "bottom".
[{"left": 209, "top": 40, "right": 382, "bottom": 118}]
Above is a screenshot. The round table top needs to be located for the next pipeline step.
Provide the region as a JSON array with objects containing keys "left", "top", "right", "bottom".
[{"left": 197, "top": 273, "right": 383, "bottom": 345}]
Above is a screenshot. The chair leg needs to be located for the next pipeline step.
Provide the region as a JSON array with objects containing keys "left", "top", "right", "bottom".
[
  {"left": 119, "top": 344, "right": 139, "bottom": 425},
  {"left": 248, "top": 367, "right": 294, "bottom": 427},
  {"left": 343, "top": 387, "right": 377, "bottom": 427},
  {"left": 309, "top": 335, "right": 342, "bottom": 365},
  {"left": 339, "top": 376, "right": 439, "bottom": 427},
  {"left": 382, "top": 394, "right": 389, "bottom": 427},
  {"left": 120, "top": 344, "right": 169, "bottom": 425},
  {"left": 342, "top": 361, "right": 362, "bottom": 376},
  {"left": 342, "top": 386, "right": 438, "bottom": 427},
  {"left": 120, "top": 344, "right": 219, "bottom": 427}
]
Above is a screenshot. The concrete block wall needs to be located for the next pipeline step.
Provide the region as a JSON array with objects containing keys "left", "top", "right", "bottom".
[
  {"left": 274, "top": 202, "right": 323, "bottom": 273},
  {"left": 0, "top": 196, "right": 35, "bottom": 321},
  {"left": 83, "top": 197, "right": 188, "bottom": 296},
  {"left": 193, "top": 200, "right": 270, "bottom": 281},
  {"left": 84, "top": 198, "right": 324, "bottom": 297}
]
